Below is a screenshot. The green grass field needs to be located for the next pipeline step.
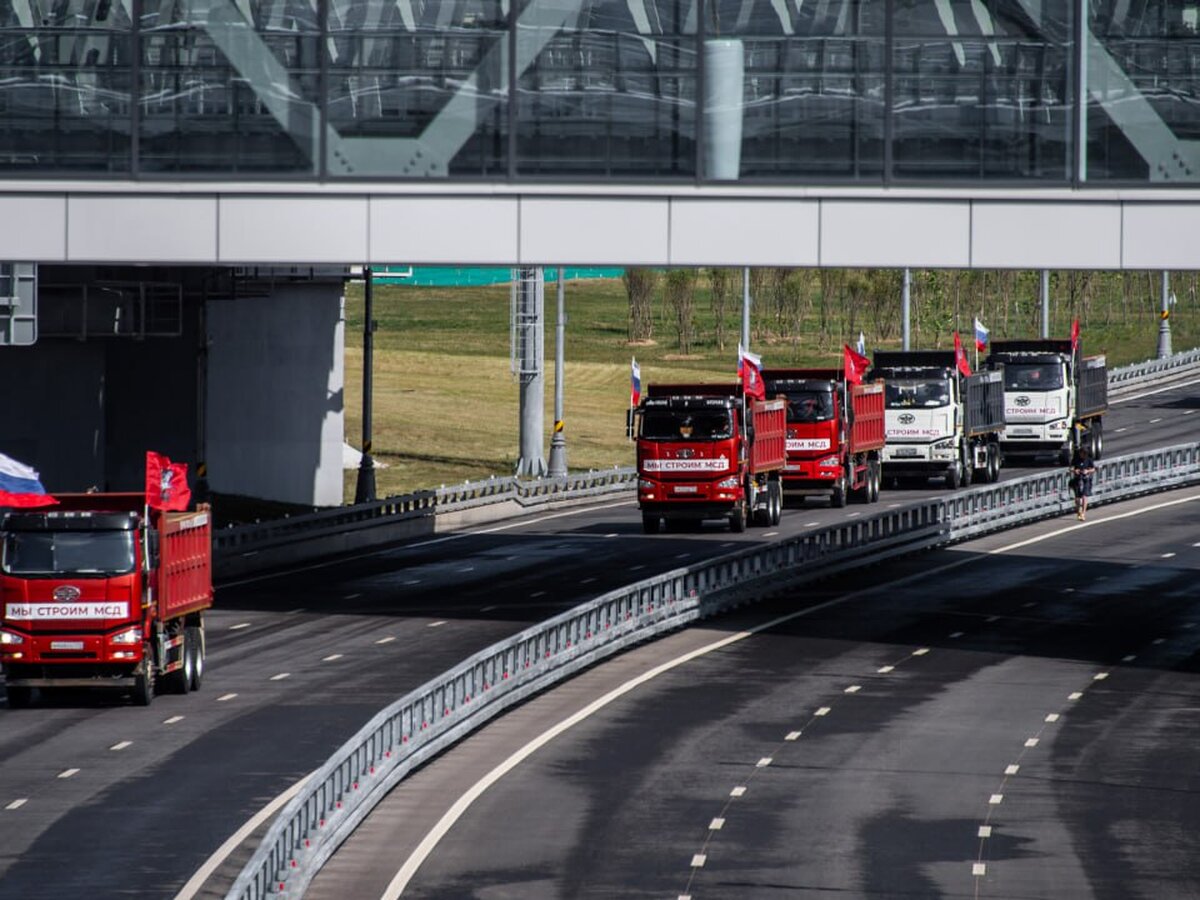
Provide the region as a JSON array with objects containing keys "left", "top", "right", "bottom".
[{"left": 343, "top": 273, "right": 1199, "bottom": 500}]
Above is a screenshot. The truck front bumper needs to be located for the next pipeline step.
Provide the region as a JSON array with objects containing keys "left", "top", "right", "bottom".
[
  {"left": 3, "top": 662, "right": 138, "bottom": 687},
  {"left": 639, "top": 500, "right": 738, "bottom": 521}
]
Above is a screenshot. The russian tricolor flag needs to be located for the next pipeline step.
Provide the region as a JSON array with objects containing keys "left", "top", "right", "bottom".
[
  {"left": 0, "top": 452, "right": 57, "bottom": 508},
  {"left": 630, "top": 357, "right": 641, "bottom": 407},
  {"left": 974, "top": 317, "right": 990, "bottom": 352}
]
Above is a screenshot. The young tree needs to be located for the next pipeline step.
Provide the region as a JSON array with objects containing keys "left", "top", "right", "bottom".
[
  {"left": 708, "top": 267, "right": 737, "bottom": 351},
  {"left": 624, "top": 268, "right": 657, "bottom": 342},
  {"left": 664, "top": 268, "right": 698, "bottom": 354}
]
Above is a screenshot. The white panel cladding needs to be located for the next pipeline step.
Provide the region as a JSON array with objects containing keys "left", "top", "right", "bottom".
[
  {"left": 520, "top": 198, "right": 669, "bottom": 264},
  {"left": 972, "top": 202, "right": 1123, "bottom": 269},
  {"left": 206, "top": 282, "right": 345, "bottom": 507},
  {"left": 0, "top": 196, "right": 67, "bottom": 260},
  {"left": 821, "top": 201, "right": 971, "bottom": 267},
  {"left": 370, "top": 197, "right": 518, "bottom": 264},
  {"left": 1122, "top": 204, "right": 1199, "bottom": 268},
  {"left": 68, "top": 196, "right": 217, "bottom": 262},
  {"left": 669, "top": 199, "right": 819, "bottom": 266},
  {"left": 219, "top": 197, "right": 368, "bottom": 263}
]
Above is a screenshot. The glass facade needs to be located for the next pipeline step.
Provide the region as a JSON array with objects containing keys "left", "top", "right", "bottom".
[{"left": 0, "top": 0, "right": 1192, "bottom": 183}]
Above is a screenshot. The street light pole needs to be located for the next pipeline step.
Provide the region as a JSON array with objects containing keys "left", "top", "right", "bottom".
[
  {"left": 547, "top": 268, "right": 568, "bottom": 477},
  {"left": 355, "top": 266, "right": 377, "bottom": 503}
]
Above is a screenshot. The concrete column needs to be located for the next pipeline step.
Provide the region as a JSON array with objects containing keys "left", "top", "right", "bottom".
[
  {"left": 902, "top": 268, "right": 911, "bottom": 351},
  {"left": 547, "top": 268, "right": 568, "bottom": 477}
]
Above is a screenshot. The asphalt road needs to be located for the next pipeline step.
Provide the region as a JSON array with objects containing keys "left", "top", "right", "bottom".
[
  {"left": 0, "top": 377, "right": 1196, "bottom": 900},
  {"left": 312, "top": 489, "right": 1200, "bottom": 900}
]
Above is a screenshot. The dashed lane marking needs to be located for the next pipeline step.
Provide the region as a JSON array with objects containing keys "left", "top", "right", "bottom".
[
  {"left": 815, "top": 707, "right": 831, "bottom": 717},
  {"left": 1162, "top": 552, "right": 1177, "bottom": 559},
  {"left": 164, "top": 716, "right": 184, "bottom": 725},
  {"left": 5, "top": 799, "right": 26, "bottom": 810},
  {"left": 1069, "top": 692, "right": 1083, "bottom": 700},
  {"left": 878, "top": 665, "right": 895, "bottom": 674},
  {"left": 581, "top": 577, "right": 597, "bottom": 584},
  {"left": 764, "top": 531, "right": 779, "bottom": 537},
  {"left": 1045, "top": 713, "right": 1060, "bottom": 723},
  {"left": 1094, "top": 672, "right": 1109, "bottom": 681},
  {"left": 1150, "top": 417, "right": 1163, "bottom": 424},
  {"left": 709, "top": 818, "right": 725, "bottom": 830},
  {"left": 785, "top": 731, "right": 801, "bottom": 741},
  {"left": 428, "top": 621, "right": 447, "bottom": 628},
  {"left": 1005, "top": 764, "right": 1020, "bottom": 776},
  {"left": 376, "top": 636, "right": 396, "bottom": 645},
  {"left": 1025, "top": 738, "right": 1039, "bottom": 748},
  {"left": 217, "top": 693, "right": 237, "bottom": 702},
  {"left": 1122, "top": 655, "right": 1137, "bottom": 663},
  {"left": 690, "top": 855, "right": 706, "bottom": 868},
  {"left": 844, "top": 685, "right": 861, "bottom": 694},
  {"left": 978, "top": 825, "right": 992, "bottom": 838},
  {"left": 973, "top": 863, "right": 987, "bottom": 876},
  {"left": 804, "top": 521, "right": 820, "bottom": 527},
  {"left": 730, "top": 786, "right": 746, "bottom": 797},
  {"left": 912, "top": 648, "right": 930, "bottom": 656},
  {"left": 230, "top": 623, "right": 251, "bottom": 631},
  {"left": 403, "top": 580, "right": 421, "bottom": 586},
  {"left": 57, "top": 769, "right": 79, "bottom": 779},
  {"left": 269, "top": 673, "right": 290, "bottom": 681},
  {"left": 756, "top": 758, "right": 773, "bottom": 768},
  {"left": 323, "top": 654, "right": 343, "bottom": 662},
  {"left": 531, "top": 591, "right": 546, "bottom": 598},
  {"left": 110, "top": 741, "right": 132, "bottom": 751},
  {"left": 344, "top": 593, "right": 361, "bottom": 600},
  {"left": 949, "top": 632, "right": 964, "bottom": 638},
  {"left": 989, "top": 794, "right": 1004, "bottom": 805}
]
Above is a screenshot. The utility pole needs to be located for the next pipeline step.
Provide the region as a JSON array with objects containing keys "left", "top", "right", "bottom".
[
  {"left": 547, "top": 268, "right": 568, "bottom": 477},
  {"left": 1158, "top": 270, "right": 1173, "bottom": 358},
  {"left": 354, "top": 266, "right": 377, "bottom": 503},
  {"left": 514, "top": 267, "right": 547, "bottom": 477}
]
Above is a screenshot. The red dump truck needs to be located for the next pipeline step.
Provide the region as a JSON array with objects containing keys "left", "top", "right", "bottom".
[
  {"left": 763, "top": 368, "right": 887, "bottom": 507},
  {"left": 0, "top": 493, "right": 212, "bottom": 707},
  {"left": 635, "top": 383, "right": 786, "bottom": 533}
]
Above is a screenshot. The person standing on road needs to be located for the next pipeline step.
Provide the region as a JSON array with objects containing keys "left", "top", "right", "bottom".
[{"left": 1070, "top": 444, "right": 1096, "bottom": 521}]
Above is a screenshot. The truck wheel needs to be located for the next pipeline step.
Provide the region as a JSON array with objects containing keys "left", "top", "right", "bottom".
[
  {"left": 641, "top": 515, "right": 660, "bottom": 535},
  {"left": 5, "top": 686, "right": 31, "bottom": 709},
  {"left": 869, "top": 462, "right": 881, "bottom": 502},
  {"left": 729, "top": 500, "right": 747, "bottom": 533},
  {"left": 1092, "top": 421, "right": 1104, "bottom": 460},
  {"left": 188, "top": 626, "right": 204, "bottom": 692},
  {"left": 946, "top": 464, "right": 961, "bottom": 490},
  {"left": 769, "top": 481, "right": 782, "bottom": 525},
  {"left": 133, "top": 643, "right": 156, "bottom": 707},
  {"left": 165, "top": 631, "right": 193, "bottom": 695},
  {"left": 830, "top": 473, "right": 847, "bottom": 508},
  {"left": 988, "top": 444, "right": 1001, "bottom": 483}
]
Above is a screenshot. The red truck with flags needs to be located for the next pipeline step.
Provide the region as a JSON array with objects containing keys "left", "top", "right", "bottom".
[
  {"left": 634, "top": 382, "right": 786, "bottom": 533},
  {"left": 0, "top": 453, "right": 211, "bottom": 707},
  {"left": 764, "top": 347, "right": 886, "bottom": 508}
]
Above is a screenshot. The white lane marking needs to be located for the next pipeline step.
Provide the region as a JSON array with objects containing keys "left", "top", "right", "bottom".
[
  {"left": 978, "top": 825, "right": 992, "bottom": 838},
  {"left": 1069, "top": 692, "right": 1083, "bottom": 701},
  {"left": 1023, "top": 601, "right": 1037, "bottom": 608},
  {"left": 173, "top": 773, "right": 313, "bottom": 900},
  {"left": 709, "top": 818, "right": 725, "bottom": 830},
  {"left": 403, "top": 580, "right": 422, "bottom": 586},
  {"left": 987, "top": 615, "right": 1000, "bottom": 622},
  {"left": 730, "top": 786, "right": 746, "bottom": 797},
  {"left": 457, "top": 566, "right": 474, "bottom": 574},
  {"left": 1188, "top": 410, "right": 1199, "bottom": 415},
  {"left": 1094, "top": 673, "right": 1109, "bottom": 681},
  {"left": 844, "top": 685, "right": 861, "bottom": 694},
  {"left": 973, "top": 863, "right": 987, "bottom": 876},
  {"left": 1110, "top": 375, "right": 1200, "bottom": 404},
  {"left": 217, "top": 693, "right": 238, "bottom": 702},
  {"left": 847, "top": 513, "right": 861, "bottom": 519},
  {"left": 1162, "top": 552, "right": 1177, "bottom": 559},
  {"left": 110, "top": 741, "right": 132, "bottom": 751},
  {"left": 479, "top": 606, "right": 497, "bottom": 613},
  {"left": 287, "top": 608, "right": 306, "bottom": 615},
  {"left": 581, "top": 577, "right": 597, "bottom": 584},
  {"left": 949, "top": 632, "right": 964, "bottom": 639},
  {"left": 785, "top": 731, "right": 801, "bottom": 741},
  {"left": 1025, "top": 738, "right": 1039, "bottom": 748},
  {"left": 690, "top": 854, "right": 707, "bottom": 868},
  {"left": 720, "top": 543, "right": 736, "bottom": 548},
  {"left": 269, "top": 673, "right": 290, "bottom": 681},
  {"left": 344, "top": 593, "right": 362, "bottom": 600},
  {"left": 1115, "top": 427, "right": 1129, "bottom": 433},
  {"left": 764, "top": 531, "right": 779, "bottom": 537},
  {"left": 221, "top": 499, "right": 637, "bottom": 587},
  {"left": 989, "top": 493, "right": 1200, "bottom": 554},
  {"left": 5, "top": 799, "right": 26, "bottom": 810},
  {"left": 323, "top": 654, "right": 343, "bottom": 662},
  {"left": 1153, "top": 638, "right": 1166, "bottom": 645},
  {"left": 804, "top": 521, "right": 820, "bottom": 527},
  {"left": 605, "top": 534, "right": 618, "bottom": 539},
  {"left": 1150, "top": 417, "right": 1163, "bottom": 424},
  {"left": 57, "top": 769, "right": 79, "bottom": 779},
  {"left": 163, "top": 716, "right": 184, "bottom": 725},
  {"left": 912, "top": 648, "right": 930, "bottom": 656},
  {"left": 756, "top": 758, "right": 773, "bottom": 768},
  {"left": 989, "top": 794, "right": 1004, "bottom": 805},
  {"left": 230, "top": 623, "right": 251, "bottom": 631},
  {"left": 1194, "top": 543, "right": 1200, "bottom": 548},
  {"left": 674, "top": 554, "right": 690, "bottom": 560},
  {"left": 887, "top": 503, "right": 902, "bottom": 508},
  {"left": 376, "top": 636, "right": 396, "bottom": 645},
  {"left": 1122, "top": 655, "right": 1137, "bottom": 662},
  {"left": 428, "top": 621, "right": 446, "bottom": 628},
  {"left": 531, "top": 591, "right": 546, "bottom": 598},
  {"left": 1045, "top": 713, "right": 1060, "bottom": 723},
  {"left": 630, "top": 565, "right": 646, "bottom": 571},
  {"left": 815, "top": 707, "right": 831, "bottom": 717},
  {"left": 1061, "top": 588, "right": 1076, "bottom": 594},
  {"left": 877, "top": 665, "right": 895, "bottom": 674},
  {"left": 1005, "top": 764, "right": 1020, "bottom": 775}
]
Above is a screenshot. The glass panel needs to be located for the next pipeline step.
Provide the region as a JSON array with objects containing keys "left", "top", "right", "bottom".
[
  {"left": 892, "top": 0, "right": 1072, "bottom": 180},
  {"left": 0, "top": 1, "right": 133, "bottom": 174},
  {"left": 516, "top": 0, "right": 696, "bottom": 177},
  {"left": 716, "top": 0, "right": 885, "bottom": 180},
  {"left": 326, "top": 0, "right": 508, "bottom": 177},
  {"left": 139, "top": 0, "right": 321, "bottom": 174},
  {"left": 1086, "top": 0, "right": 1200, "bottom": 182}
]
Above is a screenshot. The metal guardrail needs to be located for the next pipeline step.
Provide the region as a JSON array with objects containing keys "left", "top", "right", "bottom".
[
  {"left": 226, "top": 440, "right": 1200, "bottom": 900},
  {"left": 213, "top": 347, "right": 1199, "bottom": 571}
]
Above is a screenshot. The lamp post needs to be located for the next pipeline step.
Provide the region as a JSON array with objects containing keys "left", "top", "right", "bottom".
[{"left": 354, "top": 266, "right": 377, "bottom": 503}]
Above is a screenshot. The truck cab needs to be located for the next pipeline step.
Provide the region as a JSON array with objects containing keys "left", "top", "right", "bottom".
[{"left": 879, "top": 369, "right": 961, "bottom": 475}]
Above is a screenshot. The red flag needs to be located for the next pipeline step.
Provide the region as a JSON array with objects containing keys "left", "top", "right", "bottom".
[
  {"left": 739, "top": 345, "right": 766, "bottom": 401},
  {"left": 146, "top": 451, "right": 191, "bottom": 511},
  {"left": 1070, "top": 318, "right": 1080, "bottom": 354},
  {"left": 0, "top": 490, "right": 57, "bottom": 508},
  {"left": 843, "top": 344, "right": 870, "bottom": 385},
  {"left": 954, "top": 332, "right": 972, "bottom": 376}
]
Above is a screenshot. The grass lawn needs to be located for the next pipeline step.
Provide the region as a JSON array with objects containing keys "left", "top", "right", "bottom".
[{"left": 343, "top": 275, "right": 1199, "bottom": 501}]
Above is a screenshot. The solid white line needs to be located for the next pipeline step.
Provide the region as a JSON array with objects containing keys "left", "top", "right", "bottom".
[
  {"left": 1110, "top": 375, "right": 1200, "bottom": 404},
  {"left": 173, "top": 774, "right": 312, "bottom": 900},
  {"left": 221, "top": 499, "right": 636, "bottom": 587},
  {"left": 110, "top": 741, "right": 132, "bottom": 751},
  {"left": 57, "top": 769, "right": 79, "bottom": 779},
  {"left": 5, "top": 799, "right": 26, "bottom": 810},
  {"left": 163, "top": 716, "right": 184, "bottom": 725}
]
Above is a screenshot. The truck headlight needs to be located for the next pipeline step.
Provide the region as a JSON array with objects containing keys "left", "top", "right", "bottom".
[
  {"left": 717, "top": 476, "right": 740, "bottom": 488},
  {"left": 110, "top": 627, "right": 143, "bottom": 645},
  {"left": 0, "top": 630, "right": 24, "bottom": 646},
  {"left": 818, "top": 456, "right": 840, "bottom": 468},
  {"left": 933, "top": 438, "right": 956, "bottom": 450},
  {"left": 638, "top": 479, "right": 656, "bottom": 490}
]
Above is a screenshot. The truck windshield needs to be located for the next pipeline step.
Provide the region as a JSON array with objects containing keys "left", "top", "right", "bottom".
[
  {"left": 885, "top": 380, "right": 951, "bottom": 409},
  {"left": 641, "top": 409, "right": 733, "bottom": 441},
  {"left": 1003, "top": 363, "right": 1064, "bottom": 391},
  {"left": 1, "top": 531, "right": 136, "bottom": 576},
  {"left": 783, "top": 390, "right": 834, "bottom": 423}
]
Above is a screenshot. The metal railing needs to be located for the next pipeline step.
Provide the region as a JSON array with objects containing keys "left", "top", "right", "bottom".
[
  {"left": 226, "top": 440, "right": 1200, "bottom": 900},
  {"left": 213, "top": 347, "right": 1200, "bottom": 574}
]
